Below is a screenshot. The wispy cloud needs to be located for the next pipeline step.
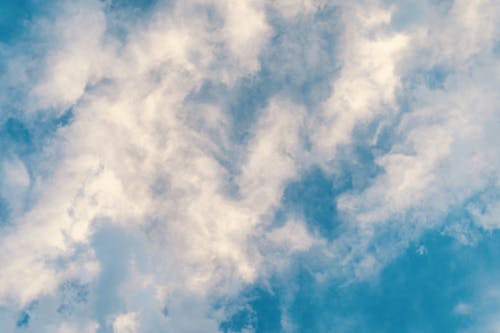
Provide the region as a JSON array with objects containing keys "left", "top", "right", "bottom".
[{"left": 0, "top": 0, "right": 498, "bottom": 331}]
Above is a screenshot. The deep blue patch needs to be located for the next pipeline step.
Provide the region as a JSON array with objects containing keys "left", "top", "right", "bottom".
[
  {"left": 0, "top": 107, "right": 73, "bottom": 159},
  {"left": 0, "top": 0, "right": 54, "bottom": 45},
  {"left": 55, "top": 107, "right": 74, "bottom": 127},
  {"left": 280, "top": 167, "right": 341, "bottom": 240},
  {"left": 108, "top": 0, "right": 158, "bottom": 11},
  {"left": 277, "top": 142, "right": 383, "bottom": 241},
  {"left": 0, "top": 0, "right": 31, "bottom": 43},
  {"left": 0, "top": 117, "right": 34, "bottom": 159},
  {"left": 0, "top": 197, "right": 10, "bottom": 225},
  {"left": 222, "top": 229, "right": 500, "bottom": 332},
  {"left": 15, "top": 311, "right": 29, "bottom": 328},
  {"left": 351, "top": 235, "right": 471, "bottom": 332},
  {"left": 105, "top": 0, "right": 164, "bottom": 42},
  {"left": 220, "top": 288, "right": 282, "bottom": 333},
  {"left": 14, "top": 301, "right": 38, "bottom": 329},
  {"left": 4, "top": 118, "right": 31, "bottom": 144}
]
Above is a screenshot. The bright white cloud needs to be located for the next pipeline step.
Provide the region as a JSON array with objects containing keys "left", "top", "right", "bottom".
[
  {"left": 312, "top": 1, "right": 409, "bottom": 160},
  {"left": 113, "top": 312, "right": 140, "bottom": 333}
]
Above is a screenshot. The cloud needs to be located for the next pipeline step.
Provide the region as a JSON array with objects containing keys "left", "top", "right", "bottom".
[
  {"left": 113, "top": 312, "right": 140, "bottom": 333},
  {"left": 0, "top": 0, "right": 498, "bottom": 331},
  {"left": 0, "top": 0, "right": 305, "bottom": 329},
  {"left": 326, "top": 0, "right": 500, "bottom": 280}
]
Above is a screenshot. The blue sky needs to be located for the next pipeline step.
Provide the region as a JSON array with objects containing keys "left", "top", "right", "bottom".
[{"left": 0, "top": 0, "right": 499, "bottom": 332}]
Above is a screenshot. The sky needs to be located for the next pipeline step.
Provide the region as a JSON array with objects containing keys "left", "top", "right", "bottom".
[{"left": 0, "top": 0, "right": 499, "bottom": 332}]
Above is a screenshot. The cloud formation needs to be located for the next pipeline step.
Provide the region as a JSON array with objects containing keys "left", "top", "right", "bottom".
[{"left": 0, "top": 0, "right": 498, "bottom": 332}]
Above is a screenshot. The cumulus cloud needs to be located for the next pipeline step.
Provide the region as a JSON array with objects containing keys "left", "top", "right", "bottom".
[{"left": 0, "top": 0, "right": 303, "bottom": 327}]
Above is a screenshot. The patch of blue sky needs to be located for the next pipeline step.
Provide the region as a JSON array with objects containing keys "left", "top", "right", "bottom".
[
  {"left": 0, "top": 0, "right": 58, "bottom": 62},
  {"left": 0, "top": 1, "right": 40, "bottom": 104},
  {"left": 15, "top": 312, "right": 29, "bottom": 328},
  {"left": 272, "top": 119, "right": 388, "bottom": 240},
  {"left": 91, "top": 224, "right": 136, "bottom": 331},
  {"left": 220, "top": 287, "right": 281, "bottom": 333},
  {"left": 14, "top": 301, "right": 37, "bottom": 330},
  {"left": 0, "top": 0, "right": 74, "bottom": 171},
  {"left": 0, "top": 197, "right": 10, "bottom": 224},
  {"left": 104, "top": 0, "right": 165, "bottom": 44},
  {"left": 0, "top": 0, "right": 34, "bottom": 44},
  {"left": 219, "top": 187, "right": 498, "bottom": 332},
  {"left": 107, "top": 0, "right": 159, "bottom": 11},
  {"left": 0, "top": 108, "right": 73, "bottom": 221},
  {"left": 276, "top": 167, "right": 341, "bottom": 240},
  {"left": 222, "top": 228, "right": 500, "bottom": 333}
]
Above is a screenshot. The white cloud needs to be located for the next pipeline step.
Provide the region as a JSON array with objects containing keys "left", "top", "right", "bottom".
[
  {"left": 312, "top": 2, "right": 409, "bottom": 160},
  {"left": 0, "top": 0, "right": 303, "bottom": 324},
  {"left": 267, "top": 219, "right": 316, "bottom": 253},
  {"left": 453, "top": 302, "right": 472, "bottom": 315},
  {"left": 308, "top": 0, "right": 500, "bottom": 280},
  {"left": 0, "top": 0, "right": 498, "bottom": 330},
  {"left": 113, "top": 312, "right": 139, "bottom": 333},
  {"left": 30, "top": 1, "right": 110, "bottom": 112}
]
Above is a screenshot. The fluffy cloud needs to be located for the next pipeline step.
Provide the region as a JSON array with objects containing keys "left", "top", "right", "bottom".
[
  {"left": 0, "top": 0, "right": 498, "bottom": 331},
  {"left": 0, "top": 0, "right": 303, "bottom": 328},
  {"left": 330, "top": 0, "right": 500, "bottom": 279}
]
